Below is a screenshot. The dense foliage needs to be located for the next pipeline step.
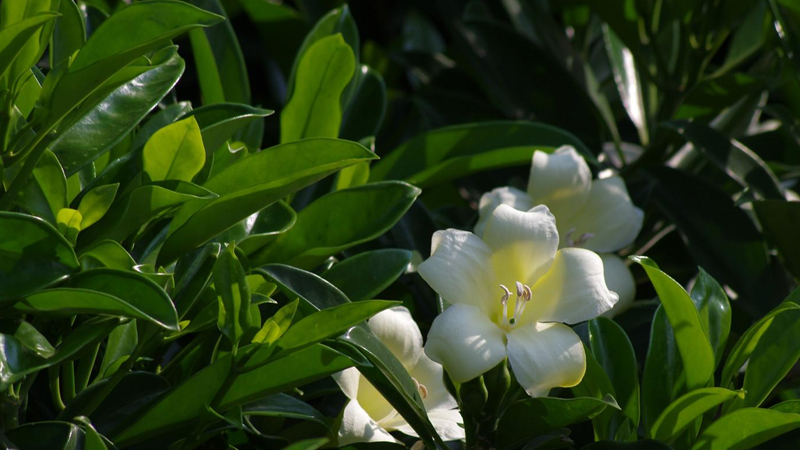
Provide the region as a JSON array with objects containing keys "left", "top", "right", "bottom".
[{"left": 1, "top": 0, "right": 800, "bottom": 449}]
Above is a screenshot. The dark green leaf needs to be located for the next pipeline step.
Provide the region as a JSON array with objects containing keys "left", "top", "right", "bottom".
[
  {"left": 256, "top": 264, "right": 351, "bottom": 313},
  {"left": 243, "top": 393, "right": 329, "bottom": 428},
  {"left": 17, "top": 149, "right": 67, "bottom": 224},
  {"left": 753, "top": 200, "right": 800, "bottom": 279},
  {"left": 340, "top": 65, "right": 387, "bottom": 141},
  {"left": 321, "top": 249, "right": 412, "bottom": 301},
  {"left": 214, "top": 245, "right": 251, "bottom": 347},
  {"left": 179, "top": 103, "right": 273, "bottom": 156},
  {"left": 650, "top": 388, "right": 743, "bottom": 442},
  {"left": 690, "top": 268, "right": 731, "bottom": 368}
]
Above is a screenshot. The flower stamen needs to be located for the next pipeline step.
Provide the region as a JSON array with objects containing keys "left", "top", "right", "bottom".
[
  {"left": 499, "top": 282, "right": 532, "bottom": 327},
  {"left": 499, "top": 285, "right": 511, "bottom": 324},
  {"left": 565, "top": 228, "right": 595, "bottom": 247}
]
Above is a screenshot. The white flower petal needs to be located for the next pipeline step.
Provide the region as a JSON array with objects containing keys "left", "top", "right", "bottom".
[
  {"left": 410, "top": 352, "right": 458, "bottom": 412},
  {"left": 333, "top": 367, "right": 360, "bottom": 400},
  {"left": 474, "top": 187, "right": 533, "bottom": 237},
  {"left": 386, "top": 409, "right": 466, "bottom": 441},
  {"left": 368, "top": 306, "right": 423, "bottom": 369},
  {"left": 559, "top": 176, "right": 644, "bottom": 253},
  {"left": 599, "top": 253, "right": 636, "bottom": 318},
  {"left": 483, "top": 204, "right": 558, "bottom": 289},
  {"left": 506, "top": 322, "right": 586, "bottom": 397},
  {"left": 419, "top": 229, "right": 497, "bottom": 315},
  {"left": 424, "top": 304, "right": 508, "bottom": 383},
  {"left": 527, "top": 147, "right": 592, "bottom": 221},
  {"left": 527, "top": 248, "right": 618, "bottom": 325},
  {"left": 355, "top": 374, "right": 396, "bottom": 424},
  {"left": 338, "top": 399, "right": 398, "bottom": 446}
]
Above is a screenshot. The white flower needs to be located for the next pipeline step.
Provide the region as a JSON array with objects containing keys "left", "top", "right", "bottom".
[
  {"left": 474, "top": 146, "right": 644, "bottom": 316},
  {"left": 334, "top": 307, "right": 464, "bottom": 446},
  {"left": 419, "top": 204, "right": 618, "bottom": 397}
]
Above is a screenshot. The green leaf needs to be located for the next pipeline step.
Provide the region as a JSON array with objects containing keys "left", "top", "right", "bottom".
[
  {"left": 730, "top": 308, "right": 800, "bottom": 409},
  {"left": 642, "top": 306, "right": 683, "bottom": 432},
  {"left": 721, "top": 303, "right": 800, "bottom": 389},
  {"left": 650, "top": 388, "right": 744, "bottom": 442},
  {"left": 17, "top": 149, "right": 68, "bottom": 224},
  {"left": 284, "top": 6, "right": 359, "bottom": 107},
  {"left": 5, "top": 320, "right": 55, "bottom": 358},
  {"left": 753, "top": 200, "right": 800, "bottom": 279},
  {"left": 172, "top": 243, "right": 221, "bottom": 319},
  {"left": 281, "top": 439, "right": 328, "bottom": 450},
  {"left": 157, "top": 138, "right": 376, "bottom": 266},
  {"left": 648, "top": 167, "right": 777, "bottom": 317},
  {"left": 243, "top": 393, "right": 329, "bottom": 428},
  {"left": 113, "top": 344, "right": 352, "bottom": 446},
  {"left": 237, "top": 201, "right": 297, "bottom": 256},
  {"left": 572, "top": 345, "right": 619, "bottom": 440},
  {"left": 189, "top": 27, "right": 225, "bottom": 105},
  {"left": 69, "top": 268, "right": 178, "bottom": 330},
  {"left": 179, "top": 103, "right": 273, "bottom": 156},
  {"left": 588, "top": 317, "right": 640, "bottom": 440},
  {"left": 256, "top": 264, "right": 351, "bottom": 312},
  {"left": 369, "top": 121, "right": 593, "bottom": 188},
  {"left": 246, "top": 300, "right": 399, "bottom": 368},
  {"left": 691, "top": 408, "right": 800, "bottom": 450},
  {"left": 4, "top": 422, "right": 83, "bottom": 450},
  {"left": 281, "top": 34, "right": 356, "bottom": 143},
  {"left": 252, "top": 299, "right": 298, "bottom": 345},
  {"left": 632, "top": 257, "right": 715, "bottom": 391},
  {"left": 690, "top": 268, "right": 732, "bottom": 368},
  {"left": 79, "top": 240, "right": 136, "bottom": 271},
  {"left": 0, "top": 317, "right": 119, "bottom": 390},
  {"left": 0, "top": 13, "right": 58, "bottom": 83},
  {"left": 97, "top": 321, "right": 137, "bottom": 379},
  {"left": 77, "top": 183, "right": 118, "bottom": 229},
  {"left": 603, "top": 25, "right": 648, "bottom": 145},
  {"left": 214, "top": 245, "right": 251, "bottom": 348},
  {"left": 50, "top": 47, "right": 186, "bottom": 176},
  {"left": 50, "top": 0, "right": 85, "bottom": 67},
  {"left": 662, "top": 121, "right": 783, "bottom": 200},
  {"left": 249, "top": 181, "right": 420, "bottom": 269},
  {"left": 186, "top": 0, "right": 250, "bottom": 104},
  {"left": 340, "top": 65, "right": 387, "bottom": 141},
  {"left": 78, "top": 180, "right": 217, "bottom": 246},
  {"left": 56, "top": 207, "right": 82, "bottom": 244},
  {"left": 0, "top": 212, "right": 79, "bottom": 302},
  {"left": 496, "top": 395, "right": 620, "bottom": 449},
  {"left": 582, "top": 441, "right": 674, "bottom": 450},
  {"left": 772, "top": 400, "right": 800, "bottom": 414},
  {"left": 143, "top": 116, "right": 206, "bottom": 183},
  {"left": 47, "top": 1, "right": 222, "bottom": 123},
  {"left": 321, "top": 249, "right": 412, "bottom": 301}
]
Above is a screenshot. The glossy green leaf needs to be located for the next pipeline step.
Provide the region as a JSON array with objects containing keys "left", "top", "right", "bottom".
[
  {"left": 4, "top": 422, "right": 83, "bottom": 450},
  {"left": 252, "top": 299, "right": 298, "bottom": 345},
  {"left": 603, "top": 25, "right": 648, "bottom": 145},
  {"left": 633, "top": 257, "right": 714, "bottom": 391},
  {"left": 69, "top": 269, "right": 178, "bottom": 330},
  {"left": 77, "top": 184, "right": 118, "bottom": 229},
  {"left": 50, "top": 47, "right": 186, "bottom": 176},
  {"left": 17, "top": 149, "right": 68, "bottom": 224},
  {"left": 321, "top": 249, "right": 412, "bottom": 301},
  {"left": 0, "top": 212, "right": 79, "bottom": 302},
  {"left": 572, "top": 345, "right": 619, "bottom": 440},
  {"left": 730, "top": 308, "right": 800, "bottom": 409},
  {"left": 340, "top": 65, "right": 387, "bottom": 141},
  {"left": 588, "top": 317, "right": 640, "bottom": 440},
  {"left": 249, "top": 182, "right": 420, "bottom": 269},
  {"left": 690, "top": 268, "right": 732, "bottom": 367},
  {"left": 650, "top": 388, "right": 744, "bottom": 442},
  {"left": 0, "top": 12, "right": 58, "bottom": 83},
  {"left": 56, "top": 207, "right": 82, "bottom": 244},
  {"left": 113, "top": 344, "right": 352, "bottom": 446},
  {"left": 5, "top": 320, "right": 55, "bottom": 358},
  {"left": 237, "top": 201, "right": 297, "bottom": 255},
  {"left": 691, "top": 408, "right": 800, "bottom": 450},
  {"left": 97, "top": 321, "right": 137, "bottom": 379},
  {"left": 79, "top": 240, "right": 136, "bottom": 271},
  {"left": 771, "top": 400, "right": 800, "bottom": 414},
  {"left": 721, "top": 303, "right": 800, "bottom": 389},
  {"left": 663, "top": 121, "right": 783, "bottom": 200},
  {"left": 648, "top": 167, "right": 777, "bottom": 317},
  {"left": 188, "top": 27, "right": 225, "bottom": 105},
  {"left": 180, "top": 103, "right": 273, "bottom": 156},
  {"left": 0, "top": 317, "right": 119, "bottom": 390},
  {"left": 47, "top": 1, "right": 222, "bottom": 123},
  {"left": 51, "top": 0, "right": 85, "bottom": 67},
  {"left": 78, "top": 180, "right": 217, "bottom": 246},
  {"left": 243, "top": 393, "right": 328, "bottom": 428},
  {"left": 256, "top": 264, "right": 351, "bottom": 312},
  {"left": 369, "top": 121, "right": 592, "bottom": 187},
  {"left": 281, "top": 34, "right": 356, "bottom": 143},
  {"left": 753, "top": 200, "right": 800, "bottom": 279},
  {"left": 143, "top": 116, "right": 206, "bottom": 183},
  {"left": 496, "top": 395, "right": 620, "bottom": 449},
  {"left": 172, "top": 243, "right": 221, "bottom": 319},
  {"left": 157, "top": 138, "right": 376, "bottom": 265},
  {"left": 214, "top": 245, "right": 251, "bottom": 347}
]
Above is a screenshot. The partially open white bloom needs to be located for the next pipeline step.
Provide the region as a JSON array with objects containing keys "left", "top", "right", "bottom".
[
  {"left": 334, "top": 307, "right": 464, "bottom": 446},
  {"left": 474, "top": 146, "right": 644, "bottom": 316},
  {"left": 419, "top": 204, "right": 618, "bottom": 397}
]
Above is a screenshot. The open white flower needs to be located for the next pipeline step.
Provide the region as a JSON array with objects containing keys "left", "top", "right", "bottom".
[
  {"left": 474, "top": 146, "right": 644, "bottom": 316},
  {"left": 334, "top": 307, "right": 464, "bottom": 446},
  {"left": 419, "top": 204, "right": 618, "bottom": 397}
]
